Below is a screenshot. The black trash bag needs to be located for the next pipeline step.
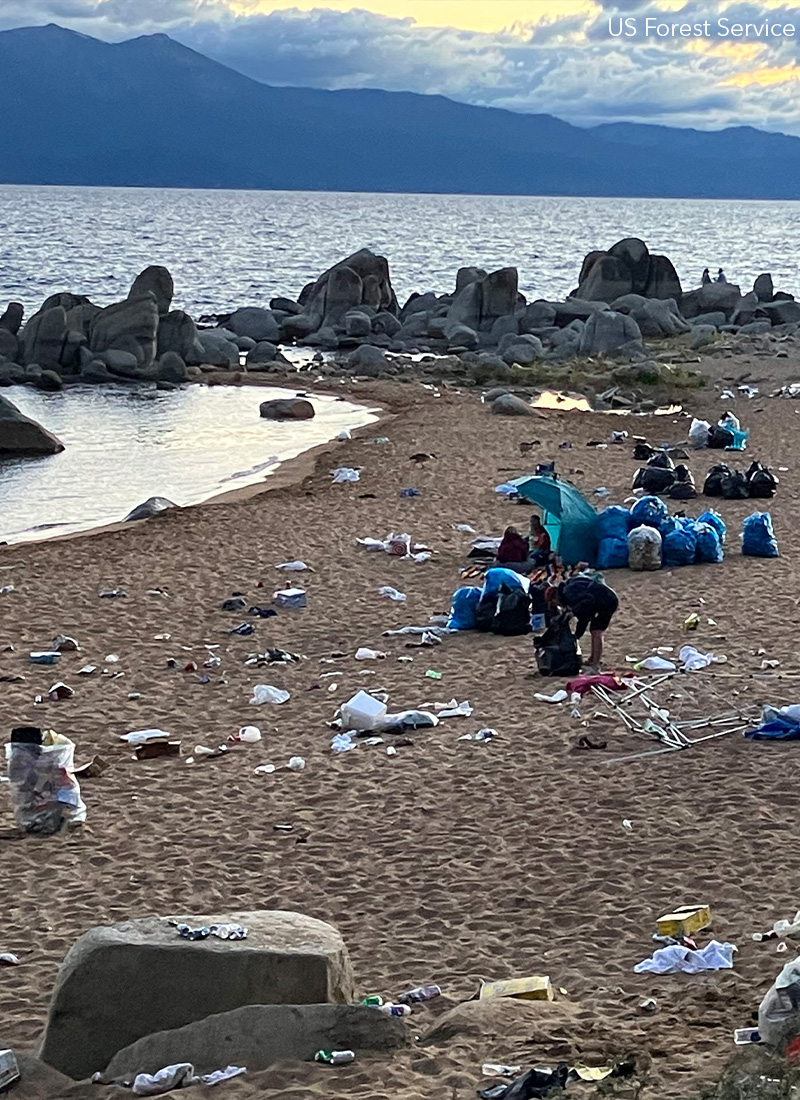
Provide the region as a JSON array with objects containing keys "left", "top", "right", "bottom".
[
  {"left": 702, "top": 463, "right": 731, "bottom": 497},
  {"left": 534, "top": 616, "right": 581, "bottom": 677},
  {"left": 708, "top": 423, "right": 735, "bottom": 449},
  {"left": 647, "top": 450, "right": 675, "bottom": 470},
  {"left": 632, "top": 465, "right": 675, "bottom": 493},
  {"left": 721, "top": 470, "right": 750, "bottom": 500},
  {"left": 746, "top": 460, "right": 779, "bottom": 499},
  {"left": 478, "top": 1063, "right": 570, "bottom": 1100},
  {"left": 633, "top": 442, "right": 656, "bottom": 461},
  {"left": 474, "top": 591, "right": 499, "bottom": 633},
  {"left": 493, "top": 587, "right": 531, "bottom": 636},
  {"left": 667, "top": 464, "right": 697, "bottom": 500}
]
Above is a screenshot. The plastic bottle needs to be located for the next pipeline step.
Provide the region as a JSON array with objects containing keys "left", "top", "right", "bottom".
[
  {"left": 397, "top": 984, "right": 441, "bottom": 1004},
  {"left": 315, "top": 1050, "right": 355, "bottom": 1065},
  {"left": 380, "top": 1003, "right": 412, "bottom": 1017},
  {"left": 361, "top": 995, "right": 383, "bottom": 1007}
]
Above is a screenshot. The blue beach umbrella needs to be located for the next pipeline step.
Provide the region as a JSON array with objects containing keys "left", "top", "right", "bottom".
[{"left": 508, "top": 474, "right": 599, "bottom": 565}]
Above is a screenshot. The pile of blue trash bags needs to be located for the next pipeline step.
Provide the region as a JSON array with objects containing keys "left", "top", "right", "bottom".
[
  {"left": 597, "top": 497, "right": 726, "bottom": 570},
  {"left": 597, "top": 497, "right": 779, "bottom": 569}
]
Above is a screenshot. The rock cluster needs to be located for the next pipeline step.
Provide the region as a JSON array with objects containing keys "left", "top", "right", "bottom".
[{"left": 2, "top": 239, "right": 797, "bottom": 396}]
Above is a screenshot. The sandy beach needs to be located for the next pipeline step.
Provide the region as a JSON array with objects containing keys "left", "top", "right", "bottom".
[{"left": 3, "top": 353, "right": 800, "bottom": 1100}]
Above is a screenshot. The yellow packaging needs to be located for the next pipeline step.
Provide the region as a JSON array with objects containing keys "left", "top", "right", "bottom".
[
  {"left": 656, "top": 904, "right": 711, "bottom": 938},
  {"left": 479, "top": 976, "right": 554, "bottom": 1002}
]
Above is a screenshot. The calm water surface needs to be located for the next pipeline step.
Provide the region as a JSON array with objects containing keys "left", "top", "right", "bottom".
[{"left": 0, "top": 384, "right": 377, "bottom": 544}]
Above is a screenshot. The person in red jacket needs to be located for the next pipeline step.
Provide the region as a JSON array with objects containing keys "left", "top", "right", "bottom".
[{"left": 497, "top": 525, "right": 530, "bottom": 566}]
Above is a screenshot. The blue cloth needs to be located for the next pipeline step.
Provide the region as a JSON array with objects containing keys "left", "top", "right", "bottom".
[
  {"left": 482, "top": 567, "right": 529, "bottom": 594},
  {"left": 746, "top": 716, "right": 800, "bottom": 741},
  {"left": 597, "top": 536, "right": 629, "bottom": 569},
  {"left": 447, "top": 586, "right": 482, "bottom": 631},
  {"left": 742, "top": 512, "right": 779, "bottom": 558}
]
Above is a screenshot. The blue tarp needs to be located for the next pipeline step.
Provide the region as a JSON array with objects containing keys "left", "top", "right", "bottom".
[
  {"left": 746, "top": 716, "right": 800, "bottom": 741},
  {"left": 508, "top": 475, "right": 598, "bottom": 566}
]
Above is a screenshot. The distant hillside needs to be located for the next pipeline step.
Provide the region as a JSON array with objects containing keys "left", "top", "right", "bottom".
[{"left": 1, "top": 23, "right": 800, "bottom": 198}]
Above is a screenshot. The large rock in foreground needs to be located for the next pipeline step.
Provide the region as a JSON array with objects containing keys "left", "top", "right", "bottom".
[
  {"left": 260, "top": 397, "right": 315, "bottom": 420},
  {"left": 0, "top": 394, "right": 65, "bottom": 455},
  {"left": 106, "top": 1003, "right": 409, "bottom": 1077},
  {"left": 38, "top": 910, "right": 355, "bottom": 1080}
]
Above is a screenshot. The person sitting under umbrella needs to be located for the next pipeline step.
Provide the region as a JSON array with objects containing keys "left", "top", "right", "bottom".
[{"left": 496, "top": 525, "right": 531, "bottom": 571}]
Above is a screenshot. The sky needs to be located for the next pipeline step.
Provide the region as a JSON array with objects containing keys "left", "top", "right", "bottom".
[{"left": 1, "top": 0, "right": 800, "bottom": 133}]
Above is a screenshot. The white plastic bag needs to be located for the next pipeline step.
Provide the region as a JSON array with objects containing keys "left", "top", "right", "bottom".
[
  {"left": 331, "top": 467, "right": 360, "bottom": 483},
  {"left": 627, "top": 524, "right": 662, "bottom": 572},
  {"left": 759, "top": 959, "right": 800, "bottom": 1049},
  {"left": 688, "top": 418, "right": 711, "bottom": 449},
  {"left": 5, "top": 730, "right": 86, "bottom": 834},
  {"left": 249, "top": 685, "right": 290, "bottom": 705},
  {"left": 275, "top": 561, "right": 309, "bottom": 572},
  {"left": 378, "top": 586, "right": 406, "bottom": 601},
  {"left": 719, "top": 411, "right": 741, "bottom": 432}
]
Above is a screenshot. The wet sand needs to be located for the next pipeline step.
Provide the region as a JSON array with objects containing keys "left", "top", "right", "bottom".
[{"left": 3, "top": 358, "right": 800, "bottom": 1099}]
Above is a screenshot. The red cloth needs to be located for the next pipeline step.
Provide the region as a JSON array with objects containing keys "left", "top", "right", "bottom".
[
  {"left": 497, "top": 531, "right": 529, "bottom": 563},
  {"left": 565, "top": 673, "right": 630, "bottom": 696}
]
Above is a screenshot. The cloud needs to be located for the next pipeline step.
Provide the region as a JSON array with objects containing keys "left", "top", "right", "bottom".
[{"left": 1, "top": 0, "right": 799, "bottom": 135}]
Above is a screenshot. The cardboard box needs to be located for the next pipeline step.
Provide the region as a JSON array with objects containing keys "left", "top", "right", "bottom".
[
  {"left": 479, "top": 976, "right": 554, "bottom": 1002},
  {"left": 657, "top": 904, "right": 712, "bottom": 938}
]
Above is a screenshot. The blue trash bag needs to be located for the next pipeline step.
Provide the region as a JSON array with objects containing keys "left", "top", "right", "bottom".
[
  {"left": 482, "top": 567, "right": 529, "bottom": 594},
  {"left": 629, "top": 495, "right": 669, "bottom": 532},
  {"left": 742, "top": 512, "right": 779, "bottom": 558},
  {"left": 597, "top": 536, "right": 629, "bottom": 570},
  {"left": 698, "top": 509, "right": 726, "bottom": 545},
  {"left": 597, "top": 506, "right": 631, "bottom": 541},
  {"left": 694, "top": 521, "right": 724, "bottom": 564},
  {"left": 663, "top": 517, "right": 698, "bottom": 567},
  {"left": 447, "top": 586, "right": 483, "bottom": 631}
]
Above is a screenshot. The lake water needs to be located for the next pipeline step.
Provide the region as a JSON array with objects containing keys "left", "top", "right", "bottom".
[
  {"left": 1, "top": 185, "right": 799, "bottom": 315},
  {"left": 0, "top": 384, "right": 378, "bottom": 544},
  {"left": 1, "top": 185, "right": 798, "bottom": 542}
]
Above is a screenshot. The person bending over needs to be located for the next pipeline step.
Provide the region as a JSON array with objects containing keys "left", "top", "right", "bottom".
[{"left": 557, "top": 575, "right": 618, "bottom": 671}]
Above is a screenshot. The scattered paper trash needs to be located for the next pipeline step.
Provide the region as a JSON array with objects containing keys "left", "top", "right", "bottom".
[
  {"left": 275, "top": 561, "right": 310, "bottom": 572},
  {"left": 534, "top": 690, "right": 569, "bottom": 704},
  {"left": 331, "top": 467, "right": 360, "bottom": 483},
  {"left": 249, "top": 685, "right": 290, "bottom": 705},
  {"left": 378, "top": 586, "right": 406, "bottom": 601},
  {"left": 355, "top": 647, "right": 386, "bottom": 660},
  {"left": 287, "top": 756, "right": 306, "bottom": 771},
  {"left": 634, "top": 940, "right": 736, "bottom": 974},
  {"left": 121, "top": 729, "right": 171, "bottom": 745},
  {"left": 634, "top": 656, "right": 676, "bottom": 672},
  {"left": 331, "top": 733, "right": 356, "bottom": 753},
  {"left": 436, "top": 700, "right": 473, "bottom": 718},
  {"left": 479, "top": 976, "right": 554, "bottom": 1002},
  {"left": 131, "top": 1063, "right": 245, "bottom": 1096}
]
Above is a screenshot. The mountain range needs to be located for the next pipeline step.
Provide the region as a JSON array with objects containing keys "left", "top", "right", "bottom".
[{"left": 2, "top": 23, "right": 800, "bottom": 199}]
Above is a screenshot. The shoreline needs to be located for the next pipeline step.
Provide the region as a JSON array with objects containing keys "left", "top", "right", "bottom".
[{"left": 0, "top": 380, "right": 387, "bottom": 550}]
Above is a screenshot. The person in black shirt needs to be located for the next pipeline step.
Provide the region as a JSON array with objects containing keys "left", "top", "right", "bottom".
[{"left": 557, "top": 576, "right": 618, "bottom": 671}]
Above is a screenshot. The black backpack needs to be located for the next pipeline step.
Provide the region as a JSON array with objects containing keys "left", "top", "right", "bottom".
[
  {"left": 534, "top": 615, "right": 582, "bottom": 677},
  {"left": 746, "top": 461, "right": 778, "bottom": 499},
  {"left": 474, "top": 591, "right": 498, "bottom": 632},
  {"left": 633, "top": 442, "right": 657, "bottom": 461},
  {"left": 493, "top": 587, "right": 531, "bottom": 636}
]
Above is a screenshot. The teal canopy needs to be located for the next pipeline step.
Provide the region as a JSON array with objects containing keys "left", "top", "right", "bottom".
[{"left": 509, "top": 474, "right": 599, "bottom": 566}]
